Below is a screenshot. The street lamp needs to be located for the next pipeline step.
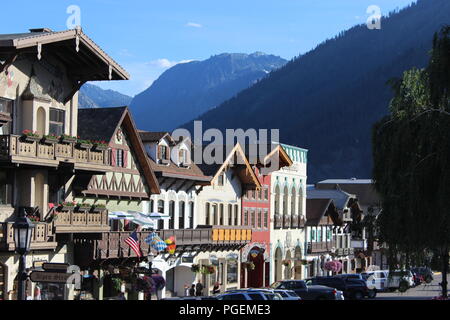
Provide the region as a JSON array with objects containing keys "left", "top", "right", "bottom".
[{"left": 13, "top": 208, "right": 35, "bottom": 300}]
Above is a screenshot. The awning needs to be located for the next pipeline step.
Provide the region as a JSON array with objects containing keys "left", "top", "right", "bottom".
[{"left": 109, "top": 212, "right": 135, "bottom": 220}]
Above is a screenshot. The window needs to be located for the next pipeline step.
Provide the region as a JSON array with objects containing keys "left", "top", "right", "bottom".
[
  {"left": 244, "top": 210, "right": 249, "bottom": 226},
  {"left": 248, "top": 293, "right": 265, "bottom": 300},
  {"left": 158, "top": 145, "right": 169, "bottom": 161},
  {"left": 205, "top": 203, "right": 211, "bottom": 225},
  {"left": 157, "top": 200, "right": 165, "bottom": 229},
  {"left": 327, "top": 230, "right": 332, "bottom": 241},
  {"left": 283, "top": 187, "right": 288, "bottom": 215},
  {"left": 311, "top": 229, "right": 316, "bottom": 241},
  {"left": 179, "top": 149, "right": 187, "bottom": 164},
  {"left": 264, "top": 188, "right": 269, "bottom": 200},
  {"left": 0, "top": 98, "right": 13, "bottom": 135},
  {"left": 258, "top": 210, "right": 262, "bottom": 228},
  {"left": 221, "top": 294, "right": 245, "bottom": 300},
  {"left": 169, "top": 201, "right": 175, "bottom": 229},
  {"left": 179, "top": 201, "right": 185, "bottom": 229},
  {"left": 0, "top": 170, "right": 12, "bottom": 205},
  {"left": 217, "top": 173, "right": 224, "bottom": 186},
  {"left": 188, "top": 202, "right": 194, "bottom": 228},
  {"left": 212, "top": 204, "right": 218, "bottom": 225},
  {"left": 291, "top": 188, "right": 296, "bottom": 215},
  {"left": 116, "top": 149, "right": 124, "bottom": 167},
  {"left": 317, "top": 228, "right": 322, "bottom": 242},
  {"left": 234, "top": 205, "right": 239, "bottom": 225},
  {"left": 49, "top": 108, "right": 65, "bottom": 136},
  {"left": 264, "top": 210, "right": 268, "bottom": 228},
  {"left": 219, "top": 204, "right": 224, "bottom": 225},
  {"left": 228, "top": 204, "right": 233, "bottom": 225},
  {"left": 251, "top": 211, "right": 255, "bottom": 228}
]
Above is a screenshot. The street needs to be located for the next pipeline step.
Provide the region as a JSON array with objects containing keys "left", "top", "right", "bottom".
[{"left": 374, "top": 273, "right": 447, "bottom": 300}]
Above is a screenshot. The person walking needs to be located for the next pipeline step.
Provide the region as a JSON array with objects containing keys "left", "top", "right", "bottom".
[
  {"left": 189, "top": 284, "right": 196, "bottom": 296},
  {"left": 212, "top": 282, "right": 221, "bottom": 295},
  {"left": 195, "top": 281, "right": 204, "bottom": 296}
]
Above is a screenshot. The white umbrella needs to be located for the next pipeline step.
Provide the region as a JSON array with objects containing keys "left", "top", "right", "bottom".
[{"left": 128, "top": 211, "right": 156, "bottom": 228}]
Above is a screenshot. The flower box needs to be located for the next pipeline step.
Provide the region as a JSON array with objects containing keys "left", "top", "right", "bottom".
[
  {"left": 58, "top": 205, "right": 74, "bottom": 212},
  {"left": 60, "top": 136, "right": 77, "bottom": 144},
  {"left": 92, "top": 206, "right": 106, "bottom": 213},
  {"left": 77, "top": 142, "right": 93, "bottom": 150},
  {"left": 77, "top": 205, "right": 92, "bottom": 212},
  {"left": 22, "top": 135, "right": 41, "bottom": 143},
  {"left": 42, "top": 136, "right": 59, "bottom": 144},
  {"left": 93, "top": 144, "right": 108, "bottom": 151}
]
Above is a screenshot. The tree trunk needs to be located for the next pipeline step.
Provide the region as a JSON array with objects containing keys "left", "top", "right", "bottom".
[{"left": 442, "top": 250, "right": 449, "bottom": 298}]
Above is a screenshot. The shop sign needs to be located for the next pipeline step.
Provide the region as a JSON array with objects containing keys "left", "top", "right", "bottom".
[
  {"left": 42, "top": 263, "right": 70, "bottom": 272},
  {"left": 29, "top": 271, "right": 72, "bottom": 283}
]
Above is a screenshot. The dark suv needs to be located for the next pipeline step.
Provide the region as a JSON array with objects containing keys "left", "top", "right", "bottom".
[
  {"left": 306, "top": 276, "right": 368, "bottom": 300},
  {"left": 270, "top": 280, "right": 343, "bottom": 300}
]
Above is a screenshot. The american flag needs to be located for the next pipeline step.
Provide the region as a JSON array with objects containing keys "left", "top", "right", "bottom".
[{"left": 125, "top": 231, "right": 142, "bottom": 257}]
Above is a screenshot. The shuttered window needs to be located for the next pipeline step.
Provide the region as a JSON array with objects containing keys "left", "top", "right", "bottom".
[{"left": 49, "top": 108, "right": 65, "bottom": 136}]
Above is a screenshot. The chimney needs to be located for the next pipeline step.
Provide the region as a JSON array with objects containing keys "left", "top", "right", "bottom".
[{"left": 29, "top": 28, "right": 53, "bottom": 33}]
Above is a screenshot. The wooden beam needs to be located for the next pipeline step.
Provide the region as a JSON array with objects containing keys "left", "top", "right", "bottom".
[
  {"left": 64, "top": 79, "right": 87, "bottom": 104},
  {"left": 0, "top": 53, "right": 18, "bottom": 74}
]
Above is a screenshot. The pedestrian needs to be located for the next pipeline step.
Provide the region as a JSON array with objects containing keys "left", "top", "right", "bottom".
[
  {"left": 184, "top": 284, "right": 190, "bottom": 296},
  {"left": 195, "top": 281, "right": 204, "bottom": 296},
  {"left": 189, "top": 284, "right": 196, "bottom": 296},
  {"left": 212, "top": 282, "right": 221, "bottom": 295}
]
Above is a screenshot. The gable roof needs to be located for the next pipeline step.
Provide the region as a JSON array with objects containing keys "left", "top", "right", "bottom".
[
  {"left": 307, "top": 185, "right": 356, "bottom": 210},
  {"left": 139, "top": 131, "right": 174, "bottom": 144},
  {"left": 0, "top": 28, "right": 129, "bottom": 81},
  {"left": 78, "top": 107, "right": 160, "bottom": 195},
  {"left": 197, "top": 144, "right": 262, "bottom": 188},
  {"left": 316, "top": 180, "right": 380, "bottom": 206},
  {"left": 306, "top": 198, "right": 333, "bottom": 226}
]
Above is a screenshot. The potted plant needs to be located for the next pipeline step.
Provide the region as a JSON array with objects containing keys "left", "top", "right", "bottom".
[
  {"left": 58, "top": 201, "right": 77, "bottom": 212},
  {"left": 92, "top": 203, "right": 106, "bottom": 213},
  {"left": 60, "top": 134, "right": 78, "bottom": 144},
  {"left": 93, "top": 140, "right": 109, "bottom": 151},
  {"left": 76, "top": 138, "right": 93, "bottom": 150},
  {"left": 22, "top": 130, "right": 41, "bottom": 143},
  {"left": 242, "top": 261, "right": 255, "bottom": 271},
  {"left": 301, "top": 259, "right": 309, "bottom": 266},
  {"left": 77, "top": 202, "right": 92, "bottom": 211},
  {"left": 43, "top": 133, "right": 59, "bottom": 144}
]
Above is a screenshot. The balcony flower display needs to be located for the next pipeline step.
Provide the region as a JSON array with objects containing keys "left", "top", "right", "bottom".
[
  {"left": 77, "top": 138, "right": 93, "bottom": 149},
  {"left": 77, "top": 202, "right": 92, "bottom": 211},
  {"left": 58, "top": 201, "right": 77, "bottom": 212},
  {"left": 324, "top": 260, "right": 342, "bottom": 273},
  {"left": 93, "top": 140, "right": 109, "bottom": 151},
  {"left": 22, "top": 130, "right": 41, "bottom": 142},
  {"left": 43, "top": 133, "right": 59, "bottom": 144},
  {"left": 92, "top": 203, "right": 106, "bottom": 213},
  {"left": 60, "top": 134, "right": 77, "bottom": 144},
  {"left": 200, "top": 265, "right": 216, "bottom": 275},
  {"left": 191, "top": 264, "right": 200, "bottom": 273}
]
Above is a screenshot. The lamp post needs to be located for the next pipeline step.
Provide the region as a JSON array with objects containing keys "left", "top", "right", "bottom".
[{"left": 13, "top": 208, "right": 35, "bottom": 301}]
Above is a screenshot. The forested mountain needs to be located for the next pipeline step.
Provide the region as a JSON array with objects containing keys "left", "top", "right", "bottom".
[
  {"left": 183, "top": 0, "right": 450, "bottom": 183},
  {"left": 130, "top": 53, "right": 287, "bottom": 131},
  {"left": 79, "top": 83, "right": 132, "bottom": 109}
]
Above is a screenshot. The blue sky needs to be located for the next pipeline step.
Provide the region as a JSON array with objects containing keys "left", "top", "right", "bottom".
[{"left": 1, "top": 0, "right": 417, "bottom": 96}]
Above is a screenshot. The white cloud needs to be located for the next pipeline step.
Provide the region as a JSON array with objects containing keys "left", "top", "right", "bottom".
[
  {"left": 147, "top": 58, "right": 178, "bottom": 69},
  {"left": 185, "top": 22, "right": 203, "bottom": 28}
]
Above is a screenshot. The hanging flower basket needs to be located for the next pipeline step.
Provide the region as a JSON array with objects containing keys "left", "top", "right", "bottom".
[
  {"left": 301, "top": 259, "right": 309, "bottom": 266},
  {"left": 242, "top": 262, "right": 256, "bottom": 271},
  {"left": 324, "top": 260, "right": 343, "bottom": 273},
  {"left": 282, "top": 259, "right": 292, "bottom": 267},
  {"left": 200, "top": 265, "right": 215, "bottom": 274},
  {"left": 191, "top": 264, "right": 200, "bottom": 273}
]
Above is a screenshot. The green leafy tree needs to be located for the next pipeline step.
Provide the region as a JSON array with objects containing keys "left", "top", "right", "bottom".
[{"left": 372, "top": 26, "right": 450, "bottom": 297}]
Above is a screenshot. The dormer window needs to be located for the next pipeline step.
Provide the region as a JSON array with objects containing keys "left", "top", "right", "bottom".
[
  {"left": 179, "top": 149, "right": 187, "bottom": 165},
  {"left": 158, "top": 145, "right": 170, "bottom": 163}
]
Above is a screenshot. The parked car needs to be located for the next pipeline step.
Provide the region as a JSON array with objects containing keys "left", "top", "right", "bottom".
[
  {"left": 411, "top": 267, "right": 434, "bottom": 284},
  {"left": 272, "top": 289, "right": 302, "bottom": 300},
  {"left": 270, "top": 280, "right": 344, "bottom": 300},
  {"left": 361, "top": 270, "right": 389, "bottom": 293},
  {"left": 306, "top": 276, "right": 368, "bottom": 300},
  {"left": 386, "top": 270, "right": 415, "bottom": 291},
  {"left": 335, "top": 274, "right": 377, "bottom": 298},
  {"left": 217, "top": 289, "right": 283, "bottom": 300},
  {"left": 162, "top": 296, "right": 218, "bottom": 300}
]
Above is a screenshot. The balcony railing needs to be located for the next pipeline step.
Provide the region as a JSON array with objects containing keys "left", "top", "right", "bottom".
[
  {"left": 0, "top": 222, "right": 57, "bottom": 251},
  {"left": 76, "top": 226, "right": 252, "bottom": 261},
  {"left": 53, "top": 208, "right": 110, "bottom": 233},
  {"left": 0, "top": 135, "right": 109, "bottom": 171},
  {"left": 307, "top": 240, "right": 337, "bottom": 254}
]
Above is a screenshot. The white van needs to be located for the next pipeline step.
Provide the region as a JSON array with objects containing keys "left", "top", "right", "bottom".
[{"left": 362, "top": 270, "right": 388, "bottom": 292}]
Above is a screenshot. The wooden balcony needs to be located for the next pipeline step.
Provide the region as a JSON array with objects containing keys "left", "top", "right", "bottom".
[
  {"left": 74, "top": 226, "right": 251, "bottom": 262},
  {"left": 0, "top": 135, "right": 109, "bottom": 172},
  {"left": 0, "top": 222, "right": 58, "bottom": 252},
  {"left": 53, "top": 209, "right": 110, "bottom": 233},
  {"left": 307, "top": 240, "right": 337, "bottom": 254}
]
